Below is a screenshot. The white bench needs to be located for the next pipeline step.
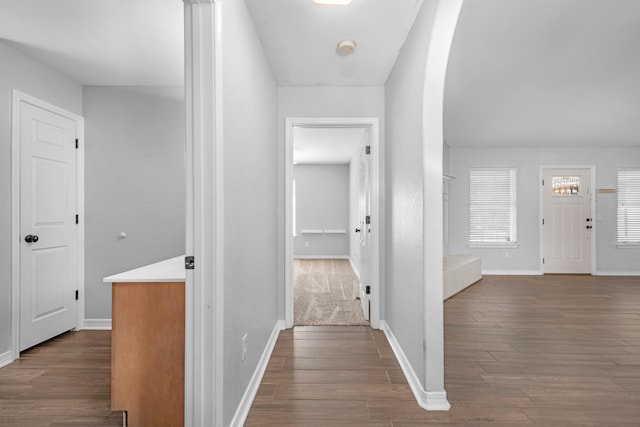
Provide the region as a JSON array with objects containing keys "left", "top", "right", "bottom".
[{"left": 444, "top": 255, "right": 482, "bottom": 300}]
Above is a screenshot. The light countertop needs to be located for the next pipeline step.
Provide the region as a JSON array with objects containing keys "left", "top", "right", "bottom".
[{"left": 103, "top": 255, "right": 186, "bottom": 283}]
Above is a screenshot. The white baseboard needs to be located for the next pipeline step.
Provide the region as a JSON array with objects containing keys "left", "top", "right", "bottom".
[
  {"left": 81, "top": 319, "right": 112, "bottom": 330},
  {"left": 349, "top": 257, "right": 360, "bottom": 279},
  {"left": 229, "top": 320, "right": 286, "bottom": 427},
  {"left": 482, "top": 270, "right": 542, "bottom": 275},
  {"left": 0, "top": 350, "right": 13, "bottom": 368},
  {"left": 594, "top": 271, "right": 640, "bottom": 276},
  {"left": 380, "top": 321, "right": 450, "bottom": 411},
  {"left": 294, "top": 255, "right": 349, "bottom": 260}
]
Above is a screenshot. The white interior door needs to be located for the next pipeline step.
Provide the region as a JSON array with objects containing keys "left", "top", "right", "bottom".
[
  {"left": 358, "top": 139, "right": 372, "bottom": 320},
  {"left": 542, "top": 168, "right": 592, "bottom": 274},
  {"left": 19, "top": 100, "right": 78, "bottom": 351}
]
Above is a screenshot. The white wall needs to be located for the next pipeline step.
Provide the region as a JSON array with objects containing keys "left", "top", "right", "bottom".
[
  {"left": 277, "top": 86, "right": 385, "bottom": 317},
  {"left": 448, "top": 146, "right": 640, "bottom": 274},
  {"left": 294, "top": 164, "right": 349, "bottom": 257},
  {"left": 385, "top": 0, "right": 439, "bottom": 389},
  {"left": 222, "top": 0, "right": 279, "bottom": 424},
  {"left": 0, "top": 40, "right": 83, "bottom": 357},
  {"left": 83, "top": 86, "right": 185, "bottom": 319}
]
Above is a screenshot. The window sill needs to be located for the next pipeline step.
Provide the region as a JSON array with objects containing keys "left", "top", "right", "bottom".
[
  {"left": 616, "top": 243, "right": 640, "bottom": 249},
  {"left": 468, "top": 243, "right": 519, "bottom": 249}
]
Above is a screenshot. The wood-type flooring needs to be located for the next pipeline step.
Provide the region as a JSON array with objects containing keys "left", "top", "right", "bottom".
[
  {"left": 1, "top": 275, "right": 639, "bottom": 426},
  {"left": 247, "top": 275, "right": 640, "bottom": 426},
  {"left": 0, "top": 331, "right": 122, "bottom": 427}
]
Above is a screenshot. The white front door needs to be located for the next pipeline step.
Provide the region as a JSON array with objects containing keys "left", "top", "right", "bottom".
[
  {"left": 358, "top": 136, "right": 372, "bottom": 320},
  {"left": 19, "top": 99, "right": 79, "bottom": 351},
  {"left": 542, "top": 168, "right": 592, "bottom": 274}
]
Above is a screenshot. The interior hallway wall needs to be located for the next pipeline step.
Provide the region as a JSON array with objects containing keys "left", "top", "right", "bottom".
[
  {"left": 294, "top": 164, "right": 350, "bottom": 257},
  {"left": 222, "top": 0, "right": 279, "bottom": 424},
  {"left": 0, "top": 40, "right": 83, "bottom": 358},
  {"left": 277, "top": 86, "right": 385, "bottom": 318},
  {"left": 83, "top": 86, "right": 185, "bottom": 320}
]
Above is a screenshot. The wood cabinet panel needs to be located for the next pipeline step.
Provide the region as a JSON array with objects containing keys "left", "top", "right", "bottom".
[{"left": 111, "top": 281, "right": 185, "bottom": 427}]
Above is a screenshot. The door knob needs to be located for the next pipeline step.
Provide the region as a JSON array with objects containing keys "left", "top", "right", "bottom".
[
  {"left": 25, "top": 234, "right": 39, "bottom": 243},
  {"left": 355, "top": 228, "right": 361, "bottom": 233}
]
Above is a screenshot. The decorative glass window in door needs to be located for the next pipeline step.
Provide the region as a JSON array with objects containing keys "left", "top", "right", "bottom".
[{"left": 552, "top": 176, "right": 580, "bottom": 196}]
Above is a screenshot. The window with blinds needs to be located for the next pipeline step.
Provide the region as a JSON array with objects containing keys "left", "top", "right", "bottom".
[
  {"left": 469, "top": 168, "right": 517, "bottom": 245},
  {"left": 617, "top": 169, "right": 640, "bottom": 244}
]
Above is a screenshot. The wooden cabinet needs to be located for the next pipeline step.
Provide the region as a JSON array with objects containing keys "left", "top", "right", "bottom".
[{"left": 105, "top": 256, "right": 186, "bottom": 427}]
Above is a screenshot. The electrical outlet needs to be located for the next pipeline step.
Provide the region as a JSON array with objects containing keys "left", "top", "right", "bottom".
[
  {"left": 504, "top": 251, "right": 510, "bottom": 259},
  {"left": 241, "top": 333, "right": 248, "bottom": 361}
]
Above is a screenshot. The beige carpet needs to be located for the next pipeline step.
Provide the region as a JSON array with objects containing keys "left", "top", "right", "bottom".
[{"left": 294, "top": 258, "right": 369, "bottom": 326}]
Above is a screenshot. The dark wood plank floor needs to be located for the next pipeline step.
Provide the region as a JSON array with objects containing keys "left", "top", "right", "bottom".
[
  {"left": 2, "top": 275, "right": 639, "bottom": 426},
  {"left": 0, "top": 331, "right": 122, "bottom": 427},
  {"left": 247, "top": 275, "right": 640, "bottom": 426}
]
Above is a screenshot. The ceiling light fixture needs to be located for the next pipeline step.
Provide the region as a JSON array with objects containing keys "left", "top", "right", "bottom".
[
  {"left": 313, "top": 0, "right": 352, "bottom": 5},
  {"left": 336, "top": 39, "right": 356, "bottom": 56}
]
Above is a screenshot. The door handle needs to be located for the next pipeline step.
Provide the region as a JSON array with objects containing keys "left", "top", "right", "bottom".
[
  {"left": 25, "top": 234, "right": 39, "bottom": 243},
  {"left": 355, "top": 228, "right": 361, "bottom": 233},
  {"left": 586, "top": 225, "right": 593, "bottom": 230}
]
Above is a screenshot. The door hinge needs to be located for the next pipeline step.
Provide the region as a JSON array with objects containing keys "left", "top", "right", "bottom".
[
  {"left": 542, "top": 218, "right": 544, "bottom": 225},
  {"left": 75, "top": 290, "right": 79, "bottom": 300},
  {"left": 365, "top": 285, "right": 371, "bottom": 295},
  {"left": 365, "top": 145, "right": 371, "bottom": 155},
  {"left": 75, "top": 214, "right": 79, "bottom": 225},
  {"left": 542, "top": 258, "right": 545, "bottom": 264},
  {"left": 542, "top": 179, "right": 544, "bottom": 186},
  {"left": 366, "top": 215, "right": 371, "bottom": 225},
  {"left": 75, "top": 139, "right": 79, "bottom": 149},
  {"left": 185, "top": 256, "right": 195, "bottom": 270}
]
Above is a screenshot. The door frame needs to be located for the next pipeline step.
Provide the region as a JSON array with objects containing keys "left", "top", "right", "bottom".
[
  {"left": 10, "top": 90, "right": 85, "bottom": 361},
  {"left": 284, "top": 117, "right": 381, "bottom": 329},
  {"left": 538, "top": 165, "right": 596, "bottom": 275}
]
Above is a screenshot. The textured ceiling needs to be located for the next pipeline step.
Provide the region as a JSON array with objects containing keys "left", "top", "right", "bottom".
[
  {"left": 0, "top": 0, "right": 183, "bottom": 86},
  {"left": 444, "top": 0, "right": 640, "bottom": 147},
  {"left": 2, "top": 0, "right": 637, "bottom": 149}
]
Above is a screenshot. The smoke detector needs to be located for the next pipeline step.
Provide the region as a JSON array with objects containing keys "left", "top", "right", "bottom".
[{"left": 336, "top": 39, "right": 356, "bottom": 56}]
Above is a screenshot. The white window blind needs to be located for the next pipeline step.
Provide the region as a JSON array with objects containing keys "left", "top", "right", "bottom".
[
  {"left": 469, "top": 168, "right": 517, "bottom": 245},
  {"left": 617, "top": 169, "right": 640, "bottom": 244}
]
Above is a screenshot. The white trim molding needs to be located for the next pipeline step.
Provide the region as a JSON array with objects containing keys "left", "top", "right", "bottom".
[
  {"left": 285, "top": 117, "right": 381, "bottom": 330},
  {"left": 81, "top": 319, "right": 112, "bottom": 330},
  {"left": 183, "top": 0, "right": 224, "bottom": 426},
  {"left": 293, "top": 255, "right": 349, "bottom": 260},
  {"left": 229, "top": 321, "right": 285, "bottom": 427},
  {"left": 594, "top": 271, "right": 640, "bottom": 277},
  {"left": 0, "top": 351, "right": 12, "bottom": 369},
  {"left": 381, "top": 321, "right": 450, "bottom": 411},
  {"left": 482, "top": 270, "right": 543, "bottom": 276},
  {"left": 10, "top": 90, "right": 85, "bottom": 362}
]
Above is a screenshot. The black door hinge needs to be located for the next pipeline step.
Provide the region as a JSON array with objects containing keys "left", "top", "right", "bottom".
[
  {"left": 542, "top": 258, "right": 545, "bottom": 264},
  {"left": 75, "top": 139, "right": 79, "bottom": 149},
  {"left": 542, "top": 179, "right": 544, "bottom": 186},
  {"left": 365, "top": 145, "right": 371, "bottom": 155},
  {"left": 76, "top": 214, "right": 79, "bottom": 225},
  {"left": 366, "top": 215, "right": 371, "bottom": 225},
  {"left": 75, "top": 290, "right": 79, "bottom": 300},
  {"left": 185, "top": 256, "right": 195, "bottom": 270},
  {"left": 365, "top": 285, "right": 371, "bottom": 295},
  {"left": 542, "top": 218, "right": 544, "bottom": 225}
]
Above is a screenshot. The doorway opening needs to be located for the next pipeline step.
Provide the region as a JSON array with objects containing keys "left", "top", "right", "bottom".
[
  {"left": 285, "top": 117, "right": 381, "bottom": 329},
  {"left": 540, "top": 166, "right": 596, "bottom": 274}
]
